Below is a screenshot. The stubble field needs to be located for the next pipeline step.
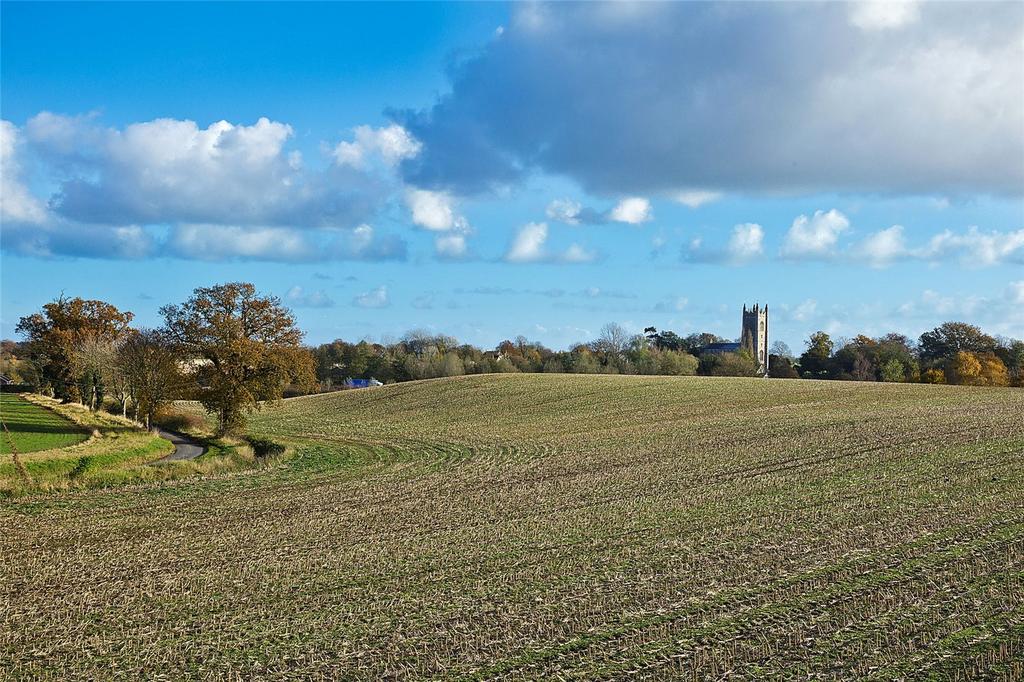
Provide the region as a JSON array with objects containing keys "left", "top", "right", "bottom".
[{"left": 2, "top": 374, "right": 1022, "bottom": 679}]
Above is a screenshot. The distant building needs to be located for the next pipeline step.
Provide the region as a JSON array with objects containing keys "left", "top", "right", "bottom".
[
  {"left": 742, "top": 303, "right": 769, "bottom": 375},
  {"left": 344, "top": 377, "right": 383, "bottom": 389},
  {"left": 701, "top": 304, "right": 769, "bottom": 376},
  {"left": 703, "top": 342, "right": 742, "bottom": 354}
]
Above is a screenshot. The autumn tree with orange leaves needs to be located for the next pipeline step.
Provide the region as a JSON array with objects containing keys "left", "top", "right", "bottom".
[
  {"left": 160, "top": 282, "right": 315, "bottom": 434},
  {"left": 16, "top": 296, "right": 134, "bottom": 405}
]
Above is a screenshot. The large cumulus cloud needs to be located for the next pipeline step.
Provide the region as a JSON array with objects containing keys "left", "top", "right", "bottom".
[
  {"left": 26, "top": 113, "right": 386, "bottom": 227},
  {"left": 1, "top": 115, "right": 408, "bottom": 261},
  {"left": 396, "top": 1, "right": 1024, "bottom": 197}
]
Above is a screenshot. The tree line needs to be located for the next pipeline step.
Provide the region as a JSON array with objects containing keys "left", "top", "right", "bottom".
[
  {"left": 310, "top": 321, "right": 1022, "bottom": 388},
  {"left": 4, "top": 284, "right": 1020, "bottom": 436},
  {"left": 6, "top": 283, "right": 313, "bottom": 435},
  {"left": 784, "top": 324, "right": 1022, "bottom": 386}
]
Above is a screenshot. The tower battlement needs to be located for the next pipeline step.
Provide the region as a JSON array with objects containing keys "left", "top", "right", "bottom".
[{"left": 741, "top": 303, "right": 769, "bottom": 375}]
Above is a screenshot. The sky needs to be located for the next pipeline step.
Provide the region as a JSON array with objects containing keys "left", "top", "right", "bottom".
[{"left": 2, "top": 1, "right": 1022, "bottom": 352}]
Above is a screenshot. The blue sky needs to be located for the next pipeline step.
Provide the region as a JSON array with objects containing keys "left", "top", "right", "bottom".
[{"left": 2, "top": 1, "right": 1022, "bottom": 351}]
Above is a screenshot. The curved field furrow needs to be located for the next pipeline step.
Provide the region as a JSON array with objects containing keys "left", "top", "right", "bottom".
[{"left": 2, "top": 374, "right": 1022, "bottom": 679}]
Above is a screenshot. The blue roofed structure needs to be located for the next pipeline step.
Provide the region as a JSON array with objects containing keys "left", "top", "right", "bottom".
[
  {"left": 344, "top": 378, "right": 384, "bottom": 389},
  {"left": 702, "top": 342, "right": 741, "bottom": 354}
]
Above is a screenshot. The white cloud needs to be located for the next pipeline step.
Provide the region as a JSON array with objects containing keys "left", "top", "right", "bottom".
[
  {"left": 727, "top": 223, "right": 764, "bottom": 262},
  {"left": 685, "top": 222, "right": 763, "bottom": 265},
  {"left": 353, "top": 285, "right": 389, "bottom": 308},
  {"left": 781, "top": 209, "right": 850, "bottom": 259},
  {"left": 918, "top": 226, "right": 1024, "bottom": 267},
  {"left": 684, "top": 214, "right": 1019, "bottom": 270},
  {"left": 791, "top": 299, "right": 818, "bottom": 322},
  {"left": 400, "top": 3, "right": 1022, "bottom": 197},
  {"left": 650, "top": 234, "right": 668, "bottom": 257},
  {"left": 546, "top": 198, "right": 582, "bottom": 225},
  {"left": 671, "top": 190, "right": 722, "bottom": 208},
  {"left": 2, "top": 221, "right": 157, "bottom": 260},
  {"left": 404, "top": 188, "right": 474, "bottom": 258},
  {"left": 332, "top": 124, "right": 421, "bottom": 168},
  {"left": 406, "top": 188, "right": 468, "bottom": 232},
  {"left": 24, "top": 111, "right": 101, "bottom": 157},
  {"left": 171, "top": 225, "right": 314, "bottom": 261},
  {"left": 168, "top": 223, "right": 405, "bottom": 262},
  {"left": 285, "top": 286, "right": 335, "bottom": 308},
  {"left": 350, "top": 223, "right": 374, "bottom": 252},
  {"left": 107, "top": 226, "right": 153, "bottom": 259},
  {"left": 857, "top": 225, "right": 909, "bottom": 267},
  {"left": 435, "top": 233, "right": 468, "bottom": 259},
  {"left": 848, "top": 1, "right": 921, "bottom": 31},
  {"left": 920, "top": 289, "right": 986, "bottom": 317},
  {"left": 0, "top": 120, "right": 48, "bottom": 225},
  {"left": 503, "top": 221, "right": 593, "bottom": 263},
  {"left": 1, "top": 114, "right": 422, "bottom": 262},
  {"left": 609, "top": 196, "right": 651, "bottom": 224},
  {"left": 546, "top": 196, "right": 651, "bottom": 226},
  {"left": 562, "top": 243, "right": 596, "bottom": 263},
  {"left": 19, "top": 113, "right": 387, "bottom": 228},
  {"left": 506, "top": 221, "right": 548, "bottom": 262},
  {"left": 893, "top": 287, "right": 1024, "bottom": 339}
]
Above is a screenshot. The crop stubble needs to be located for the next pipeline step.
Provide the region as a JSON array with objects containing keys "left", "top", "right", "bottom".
[{"left": 2, "top": 374, "right": 1022, "bottom": 679}]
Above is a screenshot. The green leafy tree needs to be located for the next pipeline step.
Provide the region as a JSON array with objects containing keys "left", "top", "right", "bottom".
[
  {"left": 701, "top": 351, "right": 759, "bottom": 377},
  {"left": 657, "top": 350, "right": 698, "bottom": 376},
  {"left": 683, "top": 332, "right": 726, "bottom": 353},
  {"left": 799, "top": 331, "right": 834, "bottom": 379},
  {"left": 768, "top": 354, "right": 800, "bottom": 378},
  {"left": 875, "top": 333, "right": 918, "bottom": 382},
  {"left": 833, "top": 336, "right": 876, "bottom": 381},
  {"left": 880, "top": 358, "right": 905, "bottom": 383},
  {"left": 919, "top": 322, "right": 996, "bottom": 363}
]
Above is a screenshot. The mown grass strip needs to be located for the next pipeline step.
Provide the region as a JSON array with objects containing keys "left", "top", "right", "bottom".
[{"left": 0, "top": 393, "right": 89, "bottom": 454}]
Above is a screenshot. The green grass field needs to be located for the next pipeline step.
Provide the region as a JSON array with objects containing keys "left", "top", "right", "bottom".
[
  {"left": 0, "top": 393, "right": 89, "bottom": 454},
  {"left": 2, "top": 374, "right": 1023, "bottom": 678}
]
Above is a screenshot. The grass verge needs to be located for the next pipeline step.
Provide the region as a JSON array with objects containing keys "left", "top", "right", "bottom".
[{"left": 0, "top": 395, "right": 266, "bottom": 497}]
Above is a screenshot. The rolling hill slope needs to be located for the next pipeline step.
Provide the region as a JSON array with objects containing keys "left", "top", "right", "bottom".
[{"left": 3, "top": 374, "right": 1023, "bottom": 678}]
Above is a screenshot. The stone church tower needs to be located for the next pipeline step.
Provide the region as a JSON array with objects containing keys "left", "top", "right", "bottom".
[{"left": 741, "top": 303, "right": 769, "bottom": 375}]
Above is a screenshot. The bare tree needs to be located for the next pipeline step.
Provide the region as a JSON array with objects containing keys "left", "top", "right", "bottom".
[
  {"left": 596, "top": 322, "right": 630, "bottom": 356},
  {"left": 769, "top": 340, "right": 794, "bottom": 360},
  {"left": 74, "top": 333, "right": 118, "bottom": 410},
  {"left": 119, "top": 330, "right": 185, "bottom": 429}
]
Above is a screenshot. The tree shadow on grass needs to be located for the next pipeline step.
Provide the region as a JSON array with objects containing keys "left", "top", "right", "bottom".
[{"left": 1, "top": 422, "right": 90, "bottom": 435}]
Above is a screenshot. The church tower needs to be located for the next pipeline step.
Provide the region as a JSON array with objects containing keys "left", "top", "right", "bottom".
[{"left": 741, "top": 304, "right": 769, "bottom": 375}]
